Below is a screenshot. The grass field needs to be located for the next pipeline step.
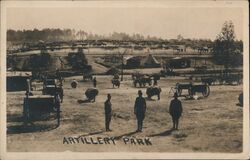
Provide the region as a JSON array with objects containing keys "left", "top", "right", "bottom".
[{"left": 7, "top": 75, "right": 243, "bottom": 152}]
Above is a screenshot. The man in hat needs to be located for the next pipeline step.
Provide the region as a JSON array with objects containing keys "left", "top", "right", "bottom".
[
  {"left": 93, "top": 77, "right": 97, "bottom": 88},
  {"left": 169, "top": 92, "right": 183, "bottom": 130},
  {"left": 134, "top": 90, "right": 147, "bottom": 132},
  {"left": 104, "top": 94, "right": 112, "bottom": 131}
]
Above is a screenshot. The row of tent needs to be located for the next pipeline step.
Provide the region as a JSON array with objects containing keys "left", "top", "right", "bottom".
[{"left": 124, "top": 54, "right": 191, "bottom": 69}]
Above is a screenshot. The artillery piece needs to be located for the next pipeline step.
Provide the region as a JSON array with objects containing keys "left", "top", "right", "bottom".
[{"left": 171, "top": 82, "right": 210, "bottom": 98}]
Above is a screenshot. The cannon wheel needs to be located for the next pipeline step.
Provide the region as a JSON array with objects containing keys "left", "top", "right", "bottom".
[{"left": 202, "top": 85, "right": 210, "bottom": 97}]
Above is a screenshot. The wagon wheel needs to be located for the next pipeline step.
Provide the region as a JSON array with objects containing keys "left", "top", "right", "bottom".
[{"left": 202, "top": 85, "right": 210, "bottom": 97}]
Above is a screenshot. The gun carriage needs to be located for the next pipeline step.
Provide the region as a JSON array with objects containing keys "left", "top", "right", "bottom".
[{"left": 173, "top": 82, "right": 210, "bottom": 98}]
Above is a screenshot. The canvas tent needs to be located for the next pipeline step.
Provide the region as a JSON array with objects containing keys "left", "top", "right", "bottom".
[
  {"left": 125, "top": 56, "right": 141, "bottom": 69},
  {"left": 140, "top": 54, "right": 161, "bottom": 68}
]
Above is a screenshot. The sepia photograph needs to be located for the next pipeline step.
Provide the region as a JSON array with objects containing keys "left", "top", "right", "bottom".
[{"left": 0, "top": 0, "right": 249, "bottom": 159}]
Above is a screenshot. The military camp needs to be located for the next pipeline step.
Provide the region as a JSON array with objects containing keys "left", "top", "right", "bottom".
[{"left": 5, "top": 4, "right": 245, "bottom": 155}]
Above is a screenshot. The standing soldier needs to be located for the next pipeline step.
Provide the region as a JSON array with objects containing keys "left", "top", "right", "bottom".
[
  {"left": 134, "top": 90, "right": 147, "bottom": 132},
  {"left": 169, "top": 92, "right": 183, "bottom": 130},
  {"left": 153, "top": 76, "right": 158, "bottom": 86},
  {"left": 104, "top": 94, "right": 112, "bottom": 132},
  {"left": 93, "top": 77, "right": 97, "bottom": 88}
]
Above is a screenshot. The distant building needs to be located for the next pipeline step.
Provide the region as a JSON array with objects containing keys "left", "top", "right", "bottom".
[{"left": 172, "top": 45, "right": 186, "bottom": 52}]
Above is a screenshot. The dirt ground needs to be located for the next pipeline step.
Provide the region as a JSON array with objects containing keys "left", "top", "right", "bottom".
[{"left": 7, "top": 75, "right": 243, "bottom": 152}]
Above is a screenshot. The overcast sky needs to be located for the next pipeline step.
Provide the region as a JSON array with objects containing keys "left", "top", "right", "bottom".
[{"left": 7, "top": 7, "right": 243, "bottom": 40}]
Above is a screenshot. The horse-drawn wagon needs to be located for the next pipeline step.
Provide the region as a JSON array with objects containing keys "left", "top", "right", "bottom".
[{"left": 133, "top": 74, "right": 152, "bottom": 87}]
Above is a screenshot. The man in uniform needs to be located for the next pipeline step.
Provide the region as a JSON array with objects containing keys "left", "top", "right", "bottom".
[
  {"left": 104, "top": 94, "right": 112, "bottom": 132},
  {"left": 134, "top": 90, "right": 147, "bottom": 132},
  {"left": 93, "top": 77, "right": 97, "bottom": 88},
  {"left": 169, "top": 92, "right": 183, "bottom": 130}
]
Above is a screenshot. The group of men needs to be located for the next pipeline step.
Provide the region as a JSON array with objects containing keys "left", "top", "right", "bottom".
[
  {"left": 70, "top": 75, "right": 182, "bottom": 132},
  {"left": 104, "top": 90, "right": 183, "bottom": 132}
]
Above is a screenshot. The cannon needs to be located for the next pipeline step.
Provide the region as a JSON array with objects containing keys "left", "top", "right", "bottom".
[
  {"left": 175, "top": 83, "right": 192, "bottom": 96},
  {"left": 189, "top": 84, "right": 210, "bottom": 97},
  {"left": 146, "top": 86, "right": 161, "bottom": 100},
  {"left": 42, "top": 78, "right": 63, "bottom": 102},
  {"left": 85, "top": 88, "right": 99, "bottom": 102},
  {"left": 174, "top": 82, "right": 210, "bottom": 98}
]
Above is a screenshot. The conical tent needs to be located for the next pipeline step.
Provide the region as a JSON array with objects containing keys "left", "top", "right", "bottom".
[{"left": 140, "top": 54, "right": 161, "bottom": 67}]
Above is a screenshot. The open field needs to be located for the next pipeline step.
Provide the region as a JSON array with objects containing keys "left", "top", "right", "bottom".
[{"left": 7, "top": 75, "right": 243, "bottom": 152}]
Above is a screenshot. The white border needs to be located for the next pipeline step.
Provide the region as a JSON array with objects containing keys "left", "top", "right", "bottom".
[{"left": 0, "top": 1, "right": 249, "bottom": 159}]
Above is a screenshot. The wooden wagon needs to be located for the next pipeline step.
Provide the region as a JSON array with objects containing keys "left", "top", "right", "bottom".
[{"left": 23, "top": 94, "right": 61, "bottom": 126}]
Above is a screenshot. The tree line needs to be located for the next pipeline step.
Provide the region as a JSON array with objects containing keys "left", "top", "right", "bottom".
[
  {"left": 7, "top": 29, "right": 164, "bottom": 42},
  {"left": 7, "top": 20, "right": 244, "bottom": 68}
]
